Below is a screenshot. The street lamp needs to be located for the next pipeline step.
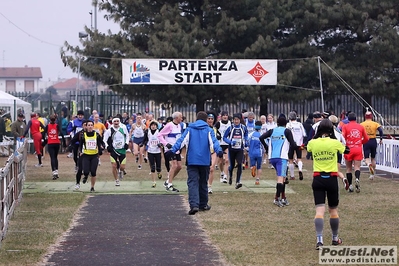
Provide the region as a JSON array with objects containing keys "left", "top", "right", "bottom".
[{"left": 75, "top": 32, "right": 88, "bottom": 113}]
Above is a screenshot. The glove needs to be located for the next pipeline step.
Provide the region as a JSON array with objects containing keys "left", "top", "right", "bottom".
[
  {"left": 164, "top": 150, "right": 174, "bottom": 160},
  {"left": 139, "top": 143, "right": 144, "bottom": 147},
  {"left": 217, "top": 150, "right": 224, "bottom": 158},
  {"left": 231, "top": 140, "right": 237, "bottom": 146},
  {"left": 124, "top": 143, "right": 129, "bottom": 150},
  {"left": 42, "top": 139, "right": 47, "bottom": 147},
  {"left": 166, "top": 143, "right": 172, "bottom": 149},
  {"left": 107, "top": 146, "right": 112, "bottom": 153},
  {"left": 344, "top": 146, "right": 350, "bottom": 154},
  {"left": 157, "top": 143, "right": 163, "bottom": 148}
]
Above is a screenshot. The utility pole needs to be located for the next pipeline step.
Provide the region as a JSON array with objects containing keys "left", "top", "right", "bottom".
[{"left": 93, "top": 0, "right": 98, "bottom": 112}]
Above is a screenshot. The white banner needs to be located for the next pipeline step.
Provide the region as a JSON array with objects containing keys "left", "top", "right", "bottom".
[
  {"left": 376, "top": 139, "right": 399, "bottom": 174},
  {"left": 121, "top": 59, "right": 277, "bottom": 85}
]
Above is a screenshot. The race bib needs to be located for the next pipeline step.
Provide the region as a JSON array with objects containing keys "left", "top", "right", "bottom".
[{"left": 86, "top": 139, "right": 97, "bottom": 150}]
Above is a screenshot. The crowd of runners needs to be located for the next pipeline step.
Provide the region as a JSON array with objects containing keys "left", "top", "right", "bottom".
[{"left": 21, "top": 107, "right": 383, "bottom": 248}]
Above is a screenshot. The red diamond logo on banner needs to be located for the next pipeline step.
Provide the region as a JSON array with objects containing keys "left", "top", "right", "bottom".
[{"left": 247, "top": 62, "right": 269, "bottom": 83}]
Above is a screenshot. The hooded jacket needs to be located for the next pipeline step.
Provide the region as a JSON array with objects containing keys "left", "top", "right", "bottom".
[{"left": 171, "top": 120, "right": 222, "bottom": 166}]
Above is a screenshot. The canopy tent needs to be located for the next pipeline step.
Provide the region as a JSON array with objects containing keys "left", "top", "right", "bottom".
[{"left": 0, "top": 91, "right": 32, "bottom": 121}]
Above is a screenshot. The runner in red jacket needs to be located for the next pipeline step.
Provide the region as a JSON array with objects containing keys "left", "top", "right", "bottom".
[{"left": 341, "top": 112, "right": 369, "bottom": 193}]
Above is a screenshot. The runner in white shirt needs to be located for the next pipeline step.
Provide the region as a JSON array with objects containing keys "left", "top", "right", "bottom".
[
  {"left": 214, "top": 111, "right": 231, "bottom": 183},
  {"left": 286, "top": 111, "right": 307, "bottom": 180}
]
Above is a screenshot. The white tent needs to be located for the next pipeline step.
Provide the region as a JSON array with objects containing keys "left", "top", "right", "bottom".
[{"left": 0, "top": 91, "right": 32, "bottom": 121}]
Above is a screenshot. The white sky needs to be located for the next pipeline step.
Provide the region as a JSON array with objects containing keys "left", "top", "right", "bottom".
[{"left": 0, "top": 0, "right": 119, "bottom": 81}]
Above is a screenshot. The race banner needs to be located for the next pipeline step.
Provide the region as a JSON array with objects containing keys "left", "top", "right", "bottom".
[{"left": 122, "top": 59, "right": 277, "bottom": 85}]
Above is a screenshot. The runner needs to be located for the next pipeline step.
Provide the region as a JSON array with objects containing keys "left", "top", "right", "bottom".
[
  {"left": 360, "top": 111, "right": 383, "bottom": 180},
  {"left": 259, "top": 114, "right": 297, "bottom": 207},
  {"left": 214, "top": 111, "right": 231, "bottom": 184},
  {"left": 341, "top": 112, "right": 369, "bottom": 193},
  {"left": 43, "top": 115, "right": 65, "bottom": 180},
  {"left": 142, "top": 120, "right": 163, "bottom": 188},
  {"left": 286, "top": 111, "right": 307, "bottom": 180},
  {"left": 223, "top": 113, "right": 248, "bottom": 189},
  {"left": 248, "top": 121, "right": 264, "bottom": 185},
  {"left": 307, "top": 119, "right": 347, "bottom": 250},
  {"left": 23, "top": 113, "right": 45, "bottom": 167},
  {"left": 70, "top": 121, "right": 88, "bottom": 190},
  {"left": 157, "top": 111, "right": 183, "bottom": 192},
  {"left": 130, "top": 113, "right": 146, "bottom": 169},
  {"left": 79, "top": 120, "right": 104, "bottom": 192},
  {"left": 103, "top": 117, "right": 129, "bottom": 186},
  {"left": 206, "top": 111, "right": 219, "bottom": 194},
  {"left": 67, "top": 110, "right": 85, "bottom": 172}
]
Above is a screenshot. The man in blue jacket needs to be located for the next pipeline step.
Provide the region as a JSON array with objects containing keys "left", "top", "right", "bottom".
[{"left": 167, "top": 111, "right": 223, "bottom": 215}]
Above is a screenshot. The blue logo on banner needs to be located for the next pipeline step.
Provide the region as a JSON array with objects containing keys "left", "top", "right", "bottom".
[{"left": 130, "top": 62, "right": 150, "bottom": 83}]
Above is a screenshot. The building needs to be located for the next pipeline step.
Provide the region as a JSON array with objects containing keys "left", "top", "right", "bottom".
[{"left": 0, "top": 66, "right": 42, "bottom": 93}]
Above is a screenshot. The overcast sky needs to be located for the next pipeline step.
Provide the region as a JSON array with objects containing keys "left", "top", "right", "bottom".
[{"left": 0, "top": 0, "right": 119, "bottom": 81}]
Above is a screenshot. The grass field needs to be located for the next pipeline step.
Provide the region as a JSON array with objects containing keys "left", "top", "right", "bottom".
[{"left": 0, "top": 152, "right": 398, "bottom": 265}]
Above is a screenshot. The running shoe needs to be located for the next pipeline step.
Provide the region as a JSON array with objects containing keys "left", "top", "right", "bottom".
[
  {"left": 281, "top": 198, "right": 290, "bottom": 206},
  {"left": 251, "top": 166, "right": 256, "bottom": 177},
  {"left": 138, "top": 165, "right": 142, "bottom": 170},
  {"left": 299, "top": 171, "right": 303, "bottom": 180},
  {"left": 222, "top": 175, "right": 228, "bottom": 184},
  {"left": 208, "top": 187, "right": 213, "bottom": 194},
  {"left": 163, "top": 181, "right": 168, "bottom": 188},
  {"left": 355, "top": 178, "right": 360, "bottom": 193},
  {"left": 74, "top": 184, "right": 80, "bottom": 190},
  {"left": 369, "top": 175, "right": 374, "bottom": 180},
  {"left": 228, "top": 176, "right": 232, "bottom": 185},
  {"left": 342, "top": 178, "right": 350, "bottom": 190},
  {"left": 52, "top": 174, "right": 59, "bottom": 180},
  {"left": 123, "top": 170, "right": 127, "bottom": 175},
  {"left": 67, "top": 152, "right": 73, "bottom": 158},
  {"left": 157, "top": 173, "right": 162, "bottom": 179},
  {"left": 144, "top": 157, "right": 148, "bottom": 163},
  {"left": 167, "top": 185, "right": 179, "bottom": 192},
  {"left": 90, "top": 187, "right": 95, "bottom": 193},
  {"left": 368, "top": 164, "right": 375, "bottom": 175},
  {"left": 284, "top": 177, "right": 289, "bottom": 184},
  {"left": 255, "top": 178, "right": 260, "bottom": 185},
  {"left": 135, "top": 157, "right": 139, "bottom": 163},
  {"left": 82, "top": 176, "right": 88, "bottom": 184},
  {"left": 152, "top": 182, "right": 156, "bottom": 188},
  {"left": 115, "top": 179, "right": 120, "bottom": 186},
  {"left": 316, "top": 242, "right": 324, "bottom": 250},
  {"left": 35, "top": 164, "right": 43, "bottom": 168},
  {"left": 332, "top": 238, "right": 343, "bottom": 246},
  {"left": 273, "top": 199, "right": 284, "bottom": 207},
  {"left": 235, "top": 183, "right": 242, "bottom": 189}
]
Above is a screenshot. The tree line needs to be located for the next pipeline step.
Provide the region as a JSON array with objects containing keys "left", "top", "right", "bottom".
[{"left": 61, "top": 0, "right": 399, "bottom": 114}]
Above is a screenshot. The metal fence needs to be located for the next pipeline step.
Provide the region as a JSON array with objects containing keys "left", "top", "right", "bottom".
[{"left": 9, "top": 91, "right": 399, "bottom": 126}]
